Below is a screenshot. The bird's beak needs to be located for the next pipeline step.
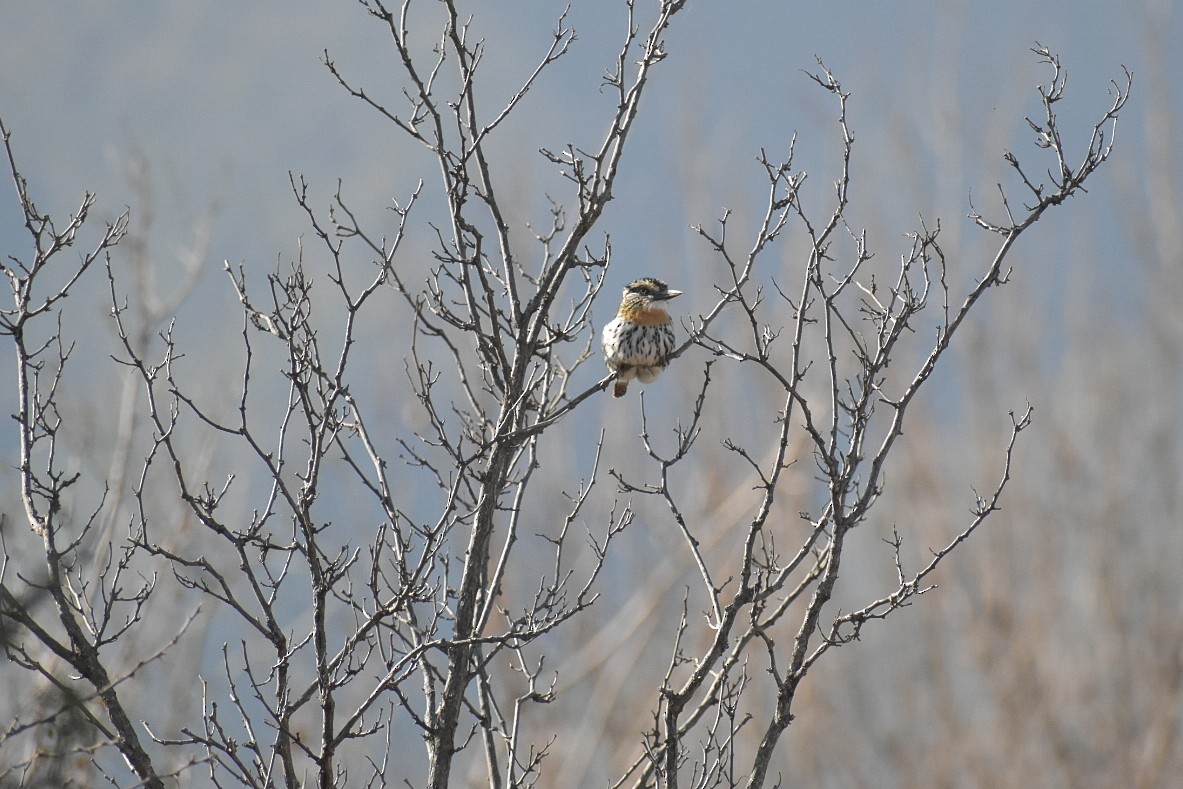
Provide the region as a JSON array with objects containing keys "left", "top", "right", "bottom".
[{"left": 661, "top": 289, "right": 683, "bottom": 300}]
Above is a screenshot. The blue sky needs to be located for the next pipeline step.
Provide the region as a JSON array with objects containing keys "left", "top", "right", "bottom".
[
  {"left": 1, "top": 2, "right": 1170, "bottom": 288},
  {"left": 1, "top": 1, "right": 1172, "bottom": 528}
]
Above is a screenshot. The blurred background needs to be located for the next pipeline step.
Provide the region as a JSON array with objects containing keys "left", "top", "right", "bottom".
[{"left": 1, "top": 1, "right": 1180, "bottom": 786}]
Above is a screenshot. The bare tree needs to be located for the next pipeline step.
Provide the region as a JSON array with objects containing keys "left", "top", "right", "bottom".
[
  {"left": 0, "top": 2, "right": 1131, "bottom": 787},
  {"left": 0, "top": 116, "right": 157, "bottom": 787},
  {"left": 609, "top": 47, "right": 1130, "bottom": 788}
]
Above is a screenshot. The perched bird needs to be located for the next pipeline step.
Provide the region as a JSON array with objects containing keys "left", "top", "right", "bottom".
[{"left": 602, "top": 277, "right": 682, "bottom": 398}]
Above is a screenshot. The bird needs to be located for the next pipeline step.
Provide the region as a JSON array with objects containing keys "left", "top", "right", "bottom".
[{"left": 602, "top": 277, "right": 682, "bottom": 398}]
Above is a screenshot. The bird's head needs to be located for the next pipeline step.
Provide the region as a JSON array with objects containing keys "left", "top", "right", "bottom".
[{"left": 622, "top": 277, "right": 682, "bottom": 304}]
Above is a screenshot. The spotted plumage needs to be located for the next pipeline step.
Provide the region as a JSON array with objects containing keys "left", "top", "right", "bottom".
[{"left": 602, "top": 277, "right": 682, "bottom": 398}]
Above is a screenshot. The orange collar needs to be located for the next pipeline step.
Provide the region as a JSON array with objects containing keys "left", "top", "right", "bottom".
[{"left": 621, "top": 304, "right": 671, "bottom": 326}]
